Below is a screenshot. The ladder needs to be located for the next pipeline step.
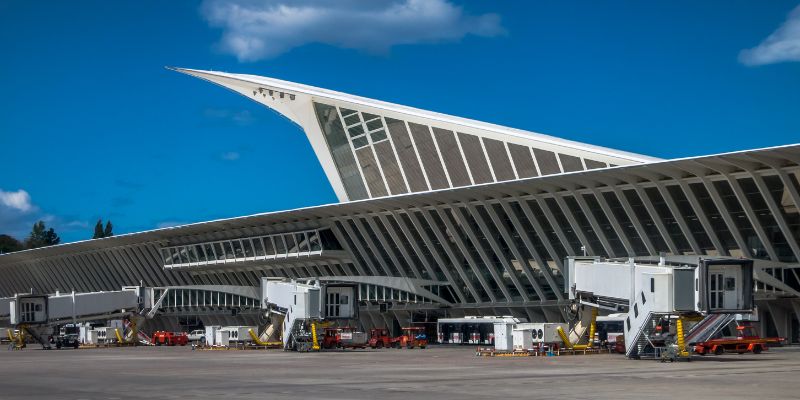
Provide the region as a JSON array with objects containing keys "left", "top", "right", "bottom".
[
  {"left": 20, "top": 325, "right": 51, "bottom": 350},
  {"left": 685, "top": 313, "right": 735, "bottom": 344},
  {"left": 624, "top": 289, "right": 658, "bottom": 358}
]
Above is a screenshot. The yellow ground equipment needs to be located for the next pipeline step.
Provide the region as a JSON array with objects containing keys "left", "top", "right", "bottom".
[
  {"left": 557, "top": 307, "right": 598, "bottom": 350},
  {"left": 675, "top": 317, "right": 689, "bottom": 358},
  {"left": 247, "top": 328, "right": 282, "bottom": 347}
]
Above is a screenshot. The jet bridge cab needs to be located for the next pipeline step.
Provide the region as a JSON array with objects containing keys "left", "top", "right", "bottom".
[{"left": 567, "top": 256, "right": 754, "bottom": 359}]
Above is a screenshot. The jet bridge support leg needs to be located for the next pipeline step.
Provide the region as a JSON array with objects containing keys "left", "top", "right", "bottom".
[{"left": 676, "top": 317, "right": 689, "bottom": 358}]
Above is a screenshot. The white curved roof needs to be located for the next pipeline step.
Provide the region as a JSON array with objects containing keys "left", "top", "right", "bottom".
[{"left": 174, "top": 67, "right": 660, "bottom": 163}]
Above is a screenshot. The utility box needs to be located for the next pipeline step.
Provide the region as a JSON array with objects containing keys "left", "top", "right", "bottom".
[
  {"left": 219, "top": 326, "right": 256, "bottom": 343},
  {"left": 215, "top": 330, "right": 230, "bottom": 347},
  {"left": 86, "top": 330, "right": 99, "bottom": 345},
  {"left": 205, "top": 326, "right": 220, "bottom": 346},
  {"left": 512, "top": 329, "right": 533, "bottom": 351},
  {"left": 493, "top": 322, "right": 513, "bottom": 352},
  {"left": 515, "top": 323, "right": 568, "bottom": 345}
]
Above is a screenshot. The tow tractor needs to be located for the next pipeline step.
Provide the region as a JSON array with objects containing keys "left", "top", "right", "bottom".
[
  {"left": 391, "top": 327, "right": 428, "bottom": 349},
  {"left": 152, "top": 331, "right": 188, "bottom": 346},
  {"left": 368, "top": 328, "right": 392, "bottom": 349},
  {"left": 693, "top": 324, "right": 783, "bottom": 355}
]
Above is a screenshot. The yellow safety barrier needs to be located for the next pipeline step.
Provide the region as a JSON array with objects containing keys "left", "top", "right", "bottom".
[
  {"left": 587, "top": 307, "right": 598, "bottom": 346},
  {"left": 114, "top": 328, "right": 125, "bottom": 344},
  {"left": 247, "top": 328, "right": 282, "bottom": 347}
]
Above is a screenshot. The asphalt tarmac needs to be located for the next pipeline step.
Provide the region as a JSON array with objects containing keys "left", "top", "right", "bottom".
[{"left": 1, "top": 344, "right": 798, "bottom": 399}]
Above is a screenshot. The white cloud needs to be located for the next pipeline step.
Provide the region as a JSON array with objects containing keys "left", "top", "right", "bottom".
[
  {"left": 0, "top": 188, "right": 89, "bottom": 242},
  {"left": 740, "top": 5, "right": 800, "bottom": 66},
  {"left": 220, "top": 151, "right": 241, "bottom": 161},
  {"left": 201, "top": 0, "right": 506, "bottom": 61},
  {"left": 0, "top": 189, "right": 34, "bottom": 213}
]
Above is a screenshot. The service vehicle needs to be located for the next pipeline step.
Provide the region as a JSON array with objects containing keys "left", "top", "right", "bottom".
[
  {"left": 49, "top": 324, "right": 80, "bottom": 349},
  {"left": 152, "top": 331, "right": 189, "bottom": 346},
  {"left": 693, "top": 325, "right": 782, "bottom": 355},
  {"left": 368, "top": 328, "right": 392, "bottom": 349},
  {"left": 321, "top": 327, "right": 368, "bottom": 349},
  {"left": 392, "top": 327, "right": 428, "bottom": 349},
  {"left": 187, "top": 329, "right": 205, "bottom": 343}
]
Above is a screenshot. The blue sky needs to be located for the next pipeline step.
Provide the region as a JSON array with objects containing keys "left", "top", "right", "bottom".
[{"left": 1, "top": 0, "right": 799, "bottom": 243}]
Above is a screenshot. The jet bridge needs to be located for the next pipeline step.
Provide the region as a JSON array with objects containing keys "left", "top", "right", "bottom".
[
  {"left": 567, "top": 256, "right": 754, "bottom": 359},
  {"left": 3, "top": 287, "right": 144, "bottom": 349},
  {"left": 261, "top": 278, "right": 358, "bottom": 351}
]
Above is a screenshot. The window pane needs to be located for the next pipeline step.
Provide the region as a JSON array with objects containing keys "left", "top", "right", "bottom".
[
  {"left": 170, "top": 248, "right": 181, "bottom": 264},
  {"left": 264, "top": 236, "right": 276, "bottom": 255},
  {"left": 366, "top": 118, "right": 383, "bottom": 132},
  {"left": 243, "top": 239, "right": 255, "bottom": 257},
  {"left": 274, "top": 236, "right": 287, "bottom": 254},
  {"left": 162, "top": 249, "right": 171, "bottom": 265},
  {"left": 213, "top": 242, "right": 225, "bottom": 260},
  {"left": 204, "top": 243, "right": 215, "bottom": 261},
  {"left": 352, "top": 135, "right": 369, "bottom": 148},
  {"left": 231, "top": 240, "right": 244, "bottom": 259},
  {"left": 253, "top": 238, "right": 265, "bottom": 256},
  {"left": 195, "top": 245, "right": 206, "bottom": 262},
  {"left": 370, "top": 129, "right": 387, "bottom": 142},
  {"left": 186, "top": 246, "right": 198, "bottom": 263},
  {"left": 297, "top": 233, "right": 309, "bottom": 252},
  {"left": 224, "top": 241, "right": 235, "bottom": 259},
  {"left": 285, "top": 234, "right": 297, "bottom": 252},
  {"left": 343, "top": 113, "right": 361, "bottom": 126},
  {"left": 340, "top": 108, "right": 358, "bottom": 117},
  {"left": 309, "top": 232, "right": 321, "bottom": 251},
  {"left": 348, "top": 124, "right": 365, "bottom": 137}
]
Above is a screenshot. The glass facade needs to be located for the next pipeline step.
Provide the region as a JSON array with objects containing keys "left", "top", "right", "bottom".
[
  {"left": 314, "top": 103, "right": 369, "bottom": 200},
  {"left": 313, "top": 101, "right": 616, "bottom": 200},
  {"left": 162, "top": 229, "right": 337, "bottom": 268}
]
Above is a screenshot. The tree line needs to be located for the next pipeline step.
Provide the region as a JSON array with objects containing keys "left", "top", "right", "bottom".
[{"left": 0, "top": 219, "right": 114, "bottom": 254}]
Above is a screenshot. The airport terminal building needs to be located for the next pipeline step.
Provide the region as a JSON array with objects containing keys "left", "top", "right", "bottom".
[{"left": 1, "top": 69, "right": 799, "bottom": 341}]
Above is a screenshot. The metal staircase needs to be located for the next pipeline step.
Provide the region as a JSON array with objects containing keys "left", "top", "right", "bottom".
[
  {"left": 21, "top": 325, "right": 52, "bottom": 350},
  {"left": 624, "top": 289, "right": 658, "bottom": 358},
  {"left": 685, "top": 313, "right": 735, "bottom": 344}
]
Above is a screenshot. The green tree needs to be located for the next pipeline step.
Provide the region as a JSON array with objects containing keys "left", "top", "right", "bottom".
[
  {"left": 103, "top": 220, "right": 114, "bottom": 237},
  {"left": 0, "top": 234, "right": 23, "bottom": 253},
  {"left": 25, "top": 221, "right": 60, "bottom": 249},
  {"left": 93, "top": 219, "right": 104, "bottom": 239}
]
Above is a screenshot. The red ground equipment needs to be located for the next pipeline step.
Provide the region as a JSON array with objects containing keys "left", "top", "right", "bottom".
[
  {"left": 368, "top": 328, "right": 392, "bottom": 349},
  {"left": 152, "top": 331, "right": 189, "bottom": 346},
  {"left": 391, "top": 327, "right": 428, "bottom": 349},
  {"left": 321, "top": 327, "right": 367, "bottom": 349},
  {"left": 693, "top": 325, "right": 782, "bottom": 355}
]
